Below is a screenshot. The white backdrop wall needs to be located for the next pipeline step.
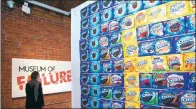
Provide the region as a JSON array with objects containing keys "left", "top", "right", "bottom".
[{"left": 71, "top": 1, "right": 95, "bottom": 108}]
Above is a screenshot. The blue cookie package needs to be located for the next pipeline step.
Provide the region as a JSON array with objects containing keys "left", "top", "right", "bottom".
[
  {"left": 113, "top": 59, "right": 124, "bottom": 72},
  {"left": 81, "top": 18, "right": 89, "bottom": 30},
  {"left": 140, "top": 89, "right": 158, "bottom": 105},
  {"left": 152, "top": 73, "right": 167, "bottom": 89},
  {"left": 101, "top": 61, "right": 112, "bottom": 73},
  {"left": 81, "top": 6, "right": 89, "bottom": 19},
  {"left": 138, "top": 40, "right": 155, "bottom": 56},
  {"left": 109, "top": 32, "right": 122, "bottom": 46},
  {"left": 143, "top": 0, "right": 162, "bottom": 9},
  {"left": 90, "top": 85, "right": 101, "bottom": 97},
  {"left": 188, "top": 72, "right": 196, "bottom": 90},
  {"left": 173, "top": 33, "right": 195, "bottom": 53},
  {"left": 99, "top": 35, "right": 109, "bottom": 48},
  {"left": 113, "top": 0, "right": 126, "bottom": 6},
  {"left": 112, "top": 101, "right": 125, "bottom": 108},
  {"left": 101, "top": 86, "right": 112, "bottom": 100},
  {"left": 101, "top": 7, "right": 113, "bottom": 23},
  {"left": 81, "top": 29, "right": 89, "bottom": 40},
  {"left": 179, "top": 91, "right": 196, "bottom": 109},
  {"left": 137, "top": 25, "right": 150, "bottom": 41},
  {"left": 112, "top": 73, "right": 124, "bottom": 86},
  {"left": 89, "top": 25, "right": 101, "bottom": 37},
  {"left": 186, "top": 14, "right": 195, "bottom": 33},
  {"left": 88, "top": 37, "right": 99, "bottom": 49},
  {"left": 100, "top": 48, "right": 110, "bottom": 60},
  {"left": 119, "top": 15, "right": 134, "bottom": 30},
  {"left": 90, "top": 61, "right": 101, "bottom": 73},
  {"left": 81, "top": 62, "right": 89, "bottom": 73},
  {"left": 112, "top": 87, "right": 125, "bottom": 101},
  {"left": 154, "top": 37, "right": 173, "bottom": 55},
  {"left": 89, "top": 1, "right": 101, "bottom": 15},
  {"left": 149, "top": 22, "right": 165, "bottom": 39},
  {"left": 100, "top": 99, "right": 112, "bottom": 108},
  {"left": 88, "top": 49, "right": 100, "bottom": 61},
  {"left": 164, "top": 17, "right": 185, "bottom": 36},
  {"left": 89, "top": 97, "right": 101, "bottom": 108},
  {"left": 166, "top": 73, "right": 188, "bottom": 90},
  {"left": 108, "top": 20, "right": 119, "bottom": 32},
  {"left": 80, "top": 74, "right": 89, "bottom": 85},
  {"left": 89, "top": 12, "right": 101, "bottom": 27},
  {"left": 127, "top": 1, "right": 143, "bottom": 14},
  {"left": 101, "top": 22, "right": 109, "bottom": 35},
  {"left": 139, "top": 73, "right": 153, "bottom": 88},
  {"left": 110, "top": 44, "right": 123, "bottom": 59},
  {"left": 81, "top": 85, "right": 90, "bottom": 96},
  {"left": 101, "top": 0, "right": 113, "bottom": 9},
  {"left": 140, "top": 104, "right": 162, "bottom": 109},
  {"left": 80, "top": 50, "right": 88, "bottom": 61},
  {"left": 113, "top": 3, "right": 127, "bottom": 19},
  {"left": 79, "top": 40, "right": 88, "bottom": 50},
  {"left": 89, "top": 73, "right": 101, "bottom": 85},
  {"left": 81, "top": 96, "right": 89, "bottom": 108},
  {"left": 100, "top": 74, "right": 112, "bottom": 86}
]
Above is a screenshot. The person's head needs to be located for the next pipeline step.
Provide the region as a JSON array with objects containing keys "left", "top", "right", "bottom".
[{"left": 31, "top": 71, "right": 40, "bottom": 80}]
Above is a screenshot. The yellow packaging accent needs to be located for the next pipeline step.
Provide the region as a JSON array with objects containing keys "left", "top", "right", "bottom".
[
  {"left": 135, "top": 10, "right": 148, "bottom": 27},
  {"left": 125, "top": 101, "right": 140, "bottom": 108},
  {"left": 123, "top": 42, "right": 138, "bottom": 57},
  {"left": 124, "top": 73, "right": 139, "bottom": 88},
  {"left": 135, "top": 56, "right": 151, "bottom": 72},
  {"left": 121, "top": 28, "right": 137, "bottom": 43},
  {"left": 166, "top": 54, "right": 184, "bottom": 72},
  {"left": 183, "top": 52, "right": 196, "bottom": 71},
  {"left": 190, "top": 0, "right": 196, "bottom": 14},
  {"left": 125, "top": 88, "right": 140, "bottom": 103},
  {"left": 124, "top": 57, "right": 137, "bottom": 72},
  {"left": 151, "top": 55, "right": 167, "bottom": 72}
]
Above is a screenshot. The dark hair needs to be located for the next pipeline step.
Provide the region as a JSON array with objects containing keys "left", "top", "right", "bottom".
[{"left": 31, "top": 71, "right": 39, "bottom": 80}]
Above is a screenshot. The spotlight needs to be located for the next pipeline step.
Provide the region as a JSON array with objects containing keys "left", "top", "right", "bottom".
[{"left": 7, "top": 0, "right": 15, "bottom": 8}]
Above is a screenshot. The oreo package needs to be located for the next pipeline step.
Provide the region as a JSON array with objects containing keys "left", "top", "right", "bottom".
[
  {"left": 100, "top": 48, "right": 110, "bottom": 60},
  {"left": 101, "top": 22, "right": 109, "bottom": 34},
  {"left": 127, "top": 1, "right": 143, "bottom": 14},
  {"left": 112, "top": 73, "right": 124, "bottom": 86},
  {"left": 143, "top": 0, "right": 162, "bottom": 9},
  {"left": 89, "top": 1, "right": 101, "bottom": 15},
  {"left": 140, "top": 104, "right": 162, "bottom": 109},
  {"left": 81, "top": 6, "right": 89, "bottom": 19},
  {"left": 110, "top": 44, "right": 123, "bottom": 59},
  {"left": 81, "top": 85, "right": 90, "bottom": 96},
  {"left": 153, "top": 73, "right": 167, "bottom": 89},
  {"left": 149, "top": 22, "right": 165, "bottom": 39},
  {"left": 88, "top": 49, "right": 100, "bottom": 61},
  {"left": 101, "top": 0, "right": 113, "bottom": 9},
  {"left": 101, "top": 86, "right": 112, "bottom": 100},
  {"left": 89, "top": 73, "right": 101, "bottom": 85},
  {"left": 80, "top": 50, "right": 88, "bottom": 61},
  {"left": 140, "top": 89, "right": 158, "bottom": 105},
  {"left": 166, "top": 73, "right": 188, "bottom": 90},
  {"left": 99, "top": 35, "right": 109, "bottom": 48},
  {"left": 138, "top": 40, "right": 155, "bottom": 56},
  {"left": 90, "top": 85, "right": 101, "bottom": 97},
  {"left": 119, "top": 15, "right": 135, "bottom": 30},
  {"left": 89, "top": 97, "right": 101, "bottom": 108},
  {"left": 113, "top": 0, "right": 126, "bottom": 6},
  {"left": 179, "top": 91, "right": 196, "bottom": 109},
  {"left": 80, "top": 74, "right": 89, "bottom": 85},
  {"left": 101, "top": 7, "right": 113, "bottom": 23},
  {"left": 89, "top": 25, "right": 101, "bottom": 37},
  {"left": 81, "top": 29, "right": 89, "bottom": 40},
  {"left": 89, "top": 12, "right": 101, "bottom": 27},
  {"left": 112, "top": 87, "right": 125, "bottom": 101},
  {"left": 159, "top": 90, "right": 180, "bottom": 108},
  {"left": 81, "top": 18, "right": 89, "bottom": 30},
  {"left": 188, "top": 72, "right": 196, "bottom": 90},
  {"left": 154, "top": 37, "right": 173, "bottom": 55},
  {"left": 137, "top": 25, "right": 150, "bottom": 41},
  {"left": 108, "top": 20, "right": 119, "bottom": 32},
  {"left": 81, "top": 96, "right": 89, "bottom": 108},
  {"left": 101, "top": 99, "right": 112, "bottom": 109},
  {"left": 80, "top": 39, "right": 88, "bottom": 51},
  {"left": 101, "top": 61, "right": 112, "bottom": 73},
  {"left": 113, "top": 3, "right": 127, "bottom": 19},
  {"left": 174, "top": 33, "right": 196, "bottom": 53},
  {"left": 113, "top": 59, "right": 124, "bottom": 72},
  {"left": 90, "top": 61, "right": 101, "bottom": 73},
  {"left": 164, "top": 17, "right": 185, "bottom": 36},
  {"left": 186, "top": 14, "right": 195, "bottom": 33},
  {"left": 88, "top": 37, "right": 99, "bottom": 49},
  {"left": 81, "top": 62, "right": 89, "bottom": 73},
  {"left": 100, "top": 74, "right": 112, "bottom": 86},
  {"left": 109, "top": 32, "right": 122, "bottom": 46},
  {"left": 139, "top": 73, "right": 153, "bottom": 88},
  {"left": 112, "top": 101, "right": 125, "bottom": 108}
]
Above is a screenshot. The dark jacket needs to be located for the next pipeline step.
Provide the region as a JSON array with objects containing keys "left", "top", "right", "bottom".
[{"left": 25, "top": 80, "right": 44, "bottom": 109}]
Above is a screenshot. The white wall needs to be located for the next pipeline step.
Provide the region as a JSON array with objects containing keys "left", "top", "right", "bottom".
[{"left": 71, "top": 1, "right": 95, "bottom": 108}]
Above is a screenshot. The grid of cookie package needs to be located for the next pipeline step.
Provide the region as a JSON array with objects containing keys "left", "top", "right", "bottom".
[{"left": 80, "top": 0, "right": 195, "bottom": 109}]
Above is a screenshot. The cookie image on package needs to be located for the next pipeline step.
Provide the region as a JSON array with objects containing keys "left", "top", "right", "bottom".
[
  {"left": 101, "top": 8, "right": 113, "bottom": 23},
  {"left": 89, "top": 74, "right": 101, "bottom": 85},
  {"left": 139, "top": 73, "right": 153, "bottom": 88},
  {"left": 110, "top": 45, "right": 123, "bottom": 59},
  {"left": 113, "top": 3, "right": 127, "bottom": 19},
  {"left": 89, "top": 1, "right": 100, "bottom": 14},
  {"left": 81, "top": 96, "right": 89, "bottom": 108},
  {"left": 189, "top": 72, "right": 196, "bottom": 90},
  {"left": 112, "top": 74, "right": 124, "bottom": 86},
  {"left": 101, "top": 74, "right": 112, "bottom": 86},
  {"left": 81, "top": 7, "right": 88, "bottom": 19},
  {"left": 149, "top": 22, "right": 164, "bottom": 39},
  {"left": 89, "top": 13, "right": 100, "bottom": 26},
  {"left": 153, "top": 73, "right": 167, "bottom": 88},
  {"left": 140, "top": 89, "right": 158, "bottom": 105},
  {"left": 127, "top": 1, "right": 143, "bottom": 14},
  {"left": 101, "top": 100, "right": 112, "bottom": 109},
  {"left": 99, "top": 35, "right": 109, "bottom": 48},
  {"left": 101, "top": 61, "right": 112, "bottom": 73},
  {"left": 81, "top": 30, "right": 89, "bottom": 40},
  {"left": 80, "top": 50, "right": 88, "bottom": 61},
  {"left": 138, "top": 41, "right": 155, "bottom": 56},
  {"left": 113, "top": 59, "right": 124, "bottom": 72},
  {"left": 90, "top": 85, "right": 101, "bottom": 97},
  {"left": 110, "top": 32, "right": 122, "bottom": 46},
  {"left": 180, "top": 91, "right": 196, "bottom": 109},
  {"left": 113, "top": 87, "right": 125, "bottom": 101},
  {"left": 166, "top": 73, "right": 187, "bottom": 89},
  {"left": 88, "top": 50, "right": 100, "bottom": 61},
  {"left": 101, "top": 87, "right": 112, "bottom": 100},
  {"left": 109, "top": 20, "right": 119, "bottom": 32},
  {"left": 120, "top": 15, "right": 134, "bottom": 30},
  {"left": 100, "top": 48, "right": 110, "bottom": 60},
  {"left": 89, "top": 97, "right": 101, "bottom": 108},
  {"left": 90, "top": 61, "right": 101, "bottom": 73},
  {"left": 81, "top": 62, "right": 89, "bottom": 73},
  {"left": 112, "top": 101, "right": 124, "bottom": 108},
  {"left": 80, "top": 40, "right": 88, "bottom": 50},
  {"left": 81, "top": 85, "right": 89, "bottom": 96}
]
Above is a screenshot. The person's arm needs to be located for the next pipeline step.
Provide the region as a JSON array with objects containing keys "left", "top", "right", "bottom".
[{"left": 39, "top": 83, "right": 44, "bottom": 106}]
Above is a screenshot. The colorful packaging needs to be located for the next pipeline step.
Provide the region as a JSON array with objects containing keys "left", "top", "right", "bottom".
[
  {"left": 136, "top": 25, "right": 150, "bottom": 41},
  {"left": 154, "top": 38, "right": 173, "bottom": 55},
  {"left": 90, "top": 85, "right": 101, "bottom": 97},
  {"left": 110, "top": 44, "right": 123, "bottom": 59},
  {"left": 101, "top": 0, "right": 113, "bottom": 9},
  {"left": 88, "top": 36, "right": 99, "bottom": 49},
  {"left": 174, "top": 33, "right": 196, "bottom": 53},
  {"left": 81, "top": 6, "right": 89, "bottom": 19},
  {"left": 112, "top": 87, "right": 125, "bottom": 101},
  {"left": 100, "top": 48, "right": 110, "bottom": 60},
  {"left": 140, "top": 89, "right": 158, "bottom": 105},
  {"left": 166, "top": 54, "right": 183, "bottom": 72},
  {"left": 101, "top": 86, "right": 112, "bottom": 100},
  {"left": 80, "top": 50, "right": 88, "bottom": 61},
  {"left": 112, "top": 73, "right": 124, "bottom": 86},
  {"left": 149, "top": 22, "right": 165, "bottom": 39},
  {"left": 113, "top": 59, "right": 124, "bottom": 72},
  {"left": 81, "top": 29, "right": 89, "bottom": 40},
  {"left": 113, "top": 0, "right": 126, "bottom": 6},
  {"left": 112, "top": 101, "right": 125, "bottom": 108},
  {"left": 123, "top": 42, "right": 138, "bottom": 57},
  {"left": 135, "top": 56, "right": 151, "bottom": 72},
  {"left": 121, "top": 28, "right": 137, "bottom": 43},
  {"left": 90, "top": 61, "right": 101, "bottom": 73},
  {"left": 89, "top": 1, "right": 101, "bottom": 15},
  {"left": 80, "top": 40, "right": 88, "bottom": 51},
  {"left": 119, "top": 15, "right": 135, "bottom": 30},
  {"left": 159, "top": 90, "right": 180, "bottom": 108},
  {"left": 125, "top": 101, "right": 140, "bottom": 108},
  {"left": 108, "top": 20, "right": 119, "bottom": 32},
  {"left": 179, "top": 91, "right": 196, "bottom": 109},
  {"left": 124, "top": 73, "right": 139, "bottom": 88},
  {"left": 81, "top": 18, "right": 89, "bottom": 30},
  {"left": 167, "top": 1, "right": 190, "bottom": 19},
  {"left": 81, "top": 85, "right": 90, "bottom": 96},
  {"left": 113, "top": 3, "right": 127, "bottom": 19},
  {"left": 81, "top": 96, "right": 89, "bottom": 108},
  {"left": 101, "top": 61, "right": 112, "bottom": 73},
  {"left": 88, "top": 49, "right": 100, "bottom": 61},
  {"left": 89, "top": 73, "right": 101, "bottom": 85},
  {"left": 90, "top": 25, "right": 101, "bottom": 37},
  {"left": 125, "top": 88, "right": 140, "bottom": 103},
  {"left": 99, "top": 35, "right": 109, "bottom": 48},
  {"left": 186, "top": 14, "right": 195, "bottom": 33},
  {"left": 138, "top": 40, "right": 155, "bottom": 56},
  {"left": 101, "top": 22, "right": 109, "bottom": 34},
  {"left": 127, "top": 1, "right": 143, "bottom": 14},
  {"left": 140, "top": 104, "right": 162, "bottom": 109},
  {"left": 184, "top": 52, "right": 195, "bottom": 71},
  {"left": 89, "top": 12, "right": 101, "bottom": 27},
  {"left": 100, "top": 74, "right": 112, "bottom": 86},
  {"left": 109, "top": 32, "right": 122, "bottom": 46},
  {"left": 139, "top": 73, "right": 153, "bottom": 88},
  {"left": 147, "top": 4, "right": 167, "bottom": 23},
  {"left": 143, "top": 0, "right": 162, "bottom": 9},
  {"left": 101, "top": 7, "right": 113, "bottom": 23},
  {"left": 151, "top": 56, "right": 167, "bottom": 72},
  {"left": 166, "top": 73, "right": 188, "bottom": 90},
  {"left": 188, "top": 72, "right": 196, "bottom": 90},
  {"left": 100, "top": 99, "right": 112, "bottom": 109},
  {"left": 135, "top": 10, "right": 148, "bottom": 27},
  {"left": 89, "top": 97, "right": 101, "bottom": 108},
  {"left": 152, "top": 73, "right": 167, "bottom": 89},
  {"left": 189, "top": 1, "right": 196, "bottom": 14},
  {"left": 164, "top": 17, "right": 185, "bottom": 36},
  {"left": 81, "top": 62, "right": 89, "bottom": 73},
  {"left": 124, "top": 57, "right": 136, "bottom": 72},
  {"left": 80, "top": 74, "right": 89, "bottom": 85}
]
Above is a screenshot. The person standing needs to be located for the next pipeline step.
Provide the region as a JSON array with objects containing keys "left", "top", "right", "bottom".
[{"left": 25, "top": 71, "right": 44, "bottom": 109}]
